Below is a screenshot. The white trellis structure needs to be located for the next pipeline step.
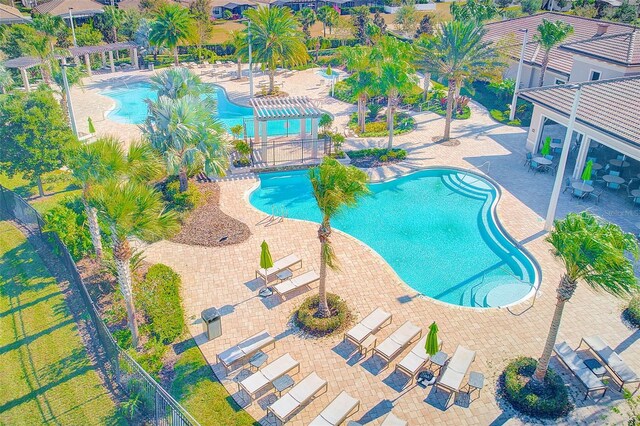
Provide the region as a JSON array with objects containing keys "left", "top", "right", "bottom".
[{"left": 250, "top": 96, "right": 324, "bottom": 159}]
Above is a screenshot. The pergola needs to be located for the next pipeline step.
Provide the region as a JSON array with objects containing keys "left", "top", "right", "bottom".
[
  {"left": 250, "top": 96, "right": 323, "bottom": 157},
  {"left": 2, "top": 42, "right": 139, "bottom": 91}
]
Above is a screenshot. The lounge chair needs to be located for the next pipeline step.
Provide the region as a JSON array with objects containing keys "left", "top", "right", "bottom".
[
  {"left": 344, "top": 308, "right": 392, "bottom": 348},
  {"left": 395, "top": 335, "right": 443, "bottom": 383},
  {"left": 238, "top": 353, "right": 300, "bottom": 400},
  {"left": 435, "top": 345, "right": 476, "bottom": 405},
  {"left": 272, "top": 270, "right": 320, "bottom": 300},
  {"left": 553, "top": 342, "right": 607, "bottom": 399},
  {"left": 309, "top": 391, "right": 360, "bottom": 426},
  {"left": 216, "top": 330, "right": 275, "bottom": 370},
  {"left": 380, "top": 412, "right": 408, "bottom": 426},
  {"left": 255, "top": 254, "right": 302, "bottom": 282},
  {"left": 580, "top": 335, "right": 640, "bottom": 391},
  {"left": 267, "top": 372, "right": 328, "bottom": 423},
  {"left": 373, "top": 321, "right": 422, "bottom": 365}
]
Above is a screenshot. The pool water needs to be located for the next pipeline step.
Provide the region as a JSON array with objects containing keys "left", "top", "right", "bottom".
[
  {"left": 249, "top": 169, "right": 539, "bottom": 308},
  {"left": 101, "top": 83, "right": 311, "bottom": 137}
]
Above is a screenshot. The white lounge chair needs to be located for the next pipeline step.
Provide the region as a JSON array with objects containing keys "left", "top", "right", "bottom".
[
  {"left": 435, "top": 345, "right": 476, "bottom": 406},
  {"left": 216, "top": 330, "right": 275, "bottom": 370},
  {"left": 373, "top": 321, "right": 422, "bottom": 365},
  {"left": 309, "top": 391, "right": 360, "bottom": 426},
  {"left": 554, "top": 342, "right": 607, "bottom": 399},
  {"left": 395, "top": 335, "right": 442, "bottom": 383},
  {"left": 381, "top": 412, "right": 407, "bottom": 426},
  {"left": 255, "top": 254, "right": 302, "bottom": 282},
  {"left": 580, "top": 335, "right": 640, "bottom": 391},
  {"left": 238, "top": 354, "right": 300, "bottom": 400},
  {"left": 344, "top": 308, "right": 392, "bottom": 348},
  {"left": 272, "top": 270, "right": 320, "bottom": 299},
  {"left": 267, "top": 372, "right": 328, "bottom": 423}
]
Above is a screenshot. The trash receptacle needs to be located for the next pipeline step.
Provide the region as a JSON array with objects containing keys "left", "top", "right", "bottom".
[
  {"left": 148, "top": 63, "right": 155, "bottom": 71},
  {"left": 201, "top": 307, "right": 222, "bottom": 340}
]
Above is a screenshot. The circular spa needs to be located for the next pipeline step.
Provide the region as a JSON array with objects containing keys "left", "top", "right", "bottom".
[
  {"left": 249, "top": 168, "right": 540, "bottom": 308},
  {"left": 100, "top": 82, "right": 312, "bottom": 137}
]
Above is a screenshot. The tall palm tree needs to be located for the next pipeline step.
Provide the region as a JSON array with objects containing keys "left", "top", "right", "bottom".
[
  {"left": 338, "top": 45, "right": 375, "bottom": 133},
  {"left": 0, "top": 65, "right": 13, "bottom": 94},
  {"left": 244, "top": 7, "right": 309, "bottom": 94},
  {"left": 317, "top": 5, "right": 339, "bottom": 37},
  {"left": 309, "top": 158, "right": 369, "bottom": 317},
  {"left": 143, "top": 95, "right": 229, "bottom": 192},
  {"left": 534, "top": 19, "right": 574, "bottom": 87},
  {"left": 297, "top": 7, "right": 317, "bottom": 39},
  {"left": 418, "top": 21, "right": 502, "bottom": 141},
  {"left": 376, "top": 37, "right": 416, "bottom": 148},
  {"left": 150, "top": 66, "right": 212, "bottom": 99},
  {"left": 19, "top": 31, "right": 54, "bottom": 84},
  {"left": 52, "top": 64, "right": 86, "bottom": 120},
  {"left": 102, "top": 6, "right": 125, "bottom": 43},
  {"left": 227, "top": 30, "right": 247, "bottom": 80},
  {"left": 149, "top": 4, "right": 193, "bottom": 66},
  {"left": 91, "top": 179, "right": 177, "bottom": 349},
  {"left": 533, "top": 212, "right": 639, "bottom": 383},
  {"left": 31, "top": 13, "right": 65, "bottom": 55}
]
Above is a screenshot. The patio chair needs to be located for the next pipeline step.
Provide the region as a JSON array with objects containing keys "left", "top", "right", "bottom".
[
  {"left": 255, "top": 254, "right": 302, "bottom": 282},
  {"left": 380, "top": 412, "right": 408, "bottom": 426},
  {"left": 238, "top": 354, "right": 300, "bottom": 400},
  {"left": 588, "top": 189, "right": 603, "bottom": 204},
  {"left": 579, "top": 336, "right": 640, "bottom": 392},
  {"left": 309, "top": 391, "right": 360, "bottom": 426},
  {"left": 435, "top": 345, "right": 476, "bottom": 406},
  {"left": 272, "top": 270, "right": 320, "bottom": 300},
  {"left": 523, "top": 152, "right": 533, "bottom": 167},
  {"left": 553, "top": 342, "right": 607, "bottom": 399},
  {"left": 607, "top": 171, "right": 622, "bottom": 190},
  {"left": 395, "top": 335, "right": 443, "bottom": 384},
  {"left": 562, "top": 178, "right": 572, "bottom": 193},
  {"left": 373, "top": 321, "right": 422, "bottom": 366},
  {"left": 217, "top": 330, "right": 275, "bottom": 370},
  {"left": 344, "top": 308, "right": 392, "bottom": 348},
  {"left": 266, "top": 372, "right": 328, "bottom": 423},
  {"left": 572, "top": 187, "right": 588, "bottom": 200}
]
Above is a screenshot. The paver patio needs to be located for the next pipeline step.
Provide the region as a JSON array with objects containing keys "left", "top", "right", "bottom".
[{"left": 74, "top": 67, "right": 640, "bottom": 425}]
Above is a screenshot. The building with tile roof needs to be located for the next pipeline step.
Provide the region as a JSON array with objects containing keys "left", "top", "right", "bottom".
[
  {"left": 0, "top": 3, "right": 31, "bottom": 24},
  {"left": 33, "top": 0, "right": 104, "bottom": 18}
]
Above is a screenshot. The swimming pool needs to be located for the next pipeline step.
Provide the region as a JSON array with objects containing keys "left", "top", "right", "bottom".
[
  {"left": 101, "top": 82, "right": 311, "bottom": 137},
  {"left": 249, "top": 168, "right": 540, "bottom": 308}
]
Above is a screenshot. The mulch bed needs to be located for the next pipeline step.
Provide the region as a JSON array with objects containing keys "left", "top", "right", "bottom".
[{"left": 170, "top": 181, "right": 251, "bottom": 247}]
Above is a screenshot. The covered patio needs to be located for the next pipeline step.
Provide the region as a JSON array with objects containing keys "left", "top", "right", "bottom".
[
  {"left": 2, "top": 56, "right": 47, "bottom": 92},
  {"left": 68, "top": 42, "right": 140, "bottom": 76}
]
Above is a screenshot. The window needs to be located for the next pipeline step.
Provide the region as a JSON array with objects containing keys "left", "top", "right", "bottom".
[
  {"left": 590, "top": 70, "right": 601, "bottom": 81},
  {"left": 555, "top": 79, "right": 566, "bottom": 85}
]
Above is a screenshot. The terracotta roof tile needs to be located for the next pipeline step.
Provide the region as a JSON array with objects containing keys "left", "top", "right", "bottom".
[{"left": 559, "top": 30, "right": 640, "bottom": 65}]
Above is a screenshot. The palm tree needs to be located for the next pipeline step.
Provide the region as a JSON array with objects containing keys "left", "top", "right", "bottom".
[
  {"left": 52, "top": 64, "right": 86, "bottom": 120},
  {"left": 227, "top": 30, "right": 247, "bottom": 80},
  {"left": 244, "top": 7, "right": 309, "bottom": 94},
  {"left": 31, "top": 13, "right": 65, "bottom": 55},
  {"left": 19, "top": 31, "right": 54, "bottom": 85},
  {"left": 418, "top": 21, "right": 502, "bottom": 141},
  {"left": 143, "top": 95, "right": 229, "bottom": 192},
  {"left": 297, "top": 7, "right": 317, "bottom": 39},
  {"left": 149, "top": 66, "right": 212, "bottom": 99},
  {"left": 317, "top": 5, "right": 339, "bottom": 37},
  {"left": 309, "top": 158, "right": 369, "bottom": 317},
  {"left": 149, "top": 4, "right": 193, "bottom": 66},
  {"left": 532, "top": 212, "right": 639, "bottom": 383},
  {"left": 534, "top": 19, "right": 574, "bottom": 87},
  {"left": 102, "top": 6, "right": 125, "bottom": 43},
  {"left": 376, "top": 37, "right": 416, "bottom": 148},
  {"left": 338, "top": 45, "right": 375, "bottom": 133},
  {"left": 91, "top": 179, "right": 177, "bottom": 349},
  {"left": 0, "top": 65, "right": 13, "bottom": 94},
  {"left": 67, "top": 137, "right": 163, "bottom": 261}
]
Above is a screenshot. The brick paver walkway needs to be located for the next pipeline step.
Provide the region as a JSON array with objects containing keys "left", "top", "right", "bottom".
[{"left": 76, "top": 67, "right": 639, "bottom": 425}]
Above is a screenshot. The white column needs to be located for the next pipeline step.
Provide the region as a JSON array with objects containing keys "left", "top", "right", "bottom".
[
  {"left": 131, "top": 48, "right": 139, "bottom": 70},
  {"left": 311, "top": 118, "right": 318, "bottom": 158},
  {"left": 84, "top": 53, "right": 92, "bottom": 76},
  {"left": 545, "top": 85, "right": 582, "bottom": 231},
  {"left": 20, "top": 68, "right": 30, "bottom": 92},
  {"left": 101, "top": 51, "right": 107, "bottom": 67},
  {"left": 108, "top": 51, "right": 115, "bottom": 73},
  {"left": 260, "top": 121, "right": 267, "bottom": 159},
  {"left": 572, "top": 136, "right": 591, "bottom": 179},
  {"left": 299, "top": 118, "right": 306, "bottom": 139}
]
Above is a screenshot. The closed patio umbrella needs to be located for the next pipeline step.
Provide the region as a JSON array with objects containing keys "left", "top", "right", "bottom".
[
  {"left": 581, "top": 160, "right": 593, "bottom": 183},
  {"left": 541, "top": 137, "right": 551, "bottom": 157},
  {"left": 259, "top": 240, "right": 274, "bottom": 297},
  {"left": 425, "top": 321, "right": 439, "bottom": 357}
]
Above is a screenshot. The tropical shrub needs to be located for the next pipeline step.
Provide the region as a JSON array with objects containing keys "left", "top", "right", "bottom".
[
  {"left": 295, "top": 293, "right": 352, "bottom": 336},
  {"left": 333, "top": 79, "right": 357, "bottom": 104},
  {"left": 521, "top": 0, "right": 542, "bottom": 14},
  {"left": 501, "top": 357, "right": 572, "bottom": 419},
  {"left": 348, "top": 148, "right": 407, "bottom": 162},
  {"left": 136, "top": 263, "right": 185, "bottom": 344},
  {"left": 348, "top": 112, "right": 416, "bottom": 137},
  {"left": 626, "top": 294, "right": 640, "bottom": 327},
  {"left": 162, "top": 179, "right": 202, "bottom": 213},
  {"left": 129, "top": 338, "right": 168, "bottom": 379},
  {"left": 367, "top": 103, "right": 383, "bottom": 120},
  {"left": 233, "top": 140, "right": 252, "bottom": 167},
  {"left": 43, "top": 198, "right": 93, "bottom": 260}
]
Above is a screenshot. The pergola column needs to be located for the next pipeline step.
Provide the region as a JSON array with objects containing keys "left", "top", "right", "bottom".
[
  {"left": 20, "top": 68, "right": 30, "bottom": 92},
  {"left": 311, "top": 117, "right": 318, "bottom": 158},
  {"left": 572, "top": 136, "right": 591, "bottom": 179},
  {"left": 108, "top": 51, "right": 115, "bottom": 73},
  {"left": 101, "top": 51, "right": 107, "bottom": 67},
  {"left": 130, "top": 48, "right": 139, "bottom": 70},
  {"left": 299, "top": 118, "right": 306, "bottom": 139},
  {"left": 260, "top": 121, "right": 268, "bottom": 162},
  {"left": 84, "top": 53, "right": 92, "bottom": 76}
]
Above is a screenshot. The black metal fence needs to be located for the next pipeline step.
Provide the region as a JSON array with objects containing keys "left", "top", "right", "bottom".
[
  {"left": 0, "top": 185, "right": 200, "bottom": 426},
  {"left": 250, "top": 136, "right": 333, "bottom": 166}
]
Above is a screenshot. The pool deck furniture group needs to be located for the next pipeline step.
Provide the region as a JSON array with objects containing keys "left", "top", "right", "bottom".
[
  {"left": 394, "top": 335, "right": 443, "bottom": 385},
  {"left": 238, "top": 353, "right": 301, "bottom": 402},
  {"left": 579, "top": 336, "right": 640, "bottom": 392},
  {"left": 272, "top": 270, "right": 320, "bottom": 300},
  {"left": 553, "top": 341, "right": 608, "bottom": 399},
  {"left": 373, "top": 321, "right": 423, "bottom": 367},
  {"left": 217, "top": 330, "right": 276, "bottom": 371},
  {"left": 309, "top": 391, "right": 360, "bottom": 426},
  {"left": 435, "top": 345, "right": 477, "bottom": 408},
  {"left": 344, "top": 308, "right": 393, "bottom": 352}
]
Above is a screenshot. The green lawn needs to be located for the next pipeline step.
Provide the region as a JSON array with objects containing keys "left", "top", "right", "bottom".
[
  {"left": 170, "top": 338, "right": 257, "bottom": 426},
  {"left": 0, "top": 221, "right": 124, "bottom": 425},
  {"left": 0, "top": 171, "right": 81, "bottom": 215}
]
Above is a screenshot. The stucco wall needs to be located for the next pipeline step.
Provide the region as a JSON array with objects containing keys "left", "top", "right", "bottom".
[{"left": 568, "top": 56, "right": 627, "bottom": 83}]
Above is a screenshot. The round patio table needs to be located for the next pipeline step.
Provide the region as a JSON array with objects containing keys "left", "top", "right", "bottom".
[
  {"left": 631, "top": 189, "right": 640, "bottom": 198},
  {"left": 532, "top": 156, "right": 552, "bottom": 165},
  {"left": 591, "top": 163, "right": 603, "bottom": 171},
  {"left": 572, "top": 182, "right": 594, "bottom": 193},
  {"left": 603, "top": 175, "right": 625, "bottom": 185},
  {"left": 609, "top": 159, "right": 630, "bottom": 168}
]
